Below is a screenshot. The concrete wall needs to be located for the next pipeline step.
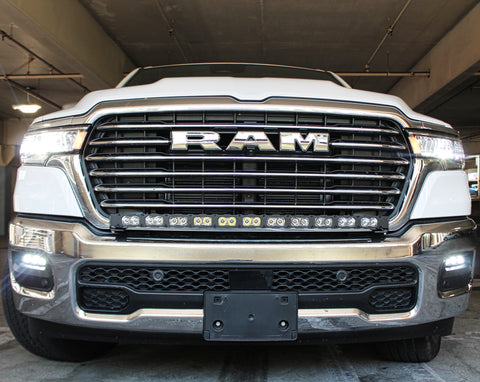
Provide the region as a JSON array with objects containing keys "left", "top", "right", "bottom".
[
  {"left": 463, "top": 139, "right": 480, "bottom": 156},
  {"left": 3, "top": 0, "right": 134, "bottom": 89},
  {"left": 0, "top": 118, "right": 30, "bottom": 167},
  {"left": 0, "top": 166, "right": 12, "bottom": 236},
  {"left": 0, "top": 118, "right": 30, "bottom": 236},
  {"left": 390, "top": 3, "right": 480, "bottom": 113}
]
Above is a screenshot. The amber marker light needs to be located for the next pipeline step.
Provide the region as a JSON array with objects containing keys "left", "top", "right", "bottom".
[
  {"left": 408, "top": 135, "right": 421, "bottom": 154},
  {"left": 73, "top": 130, "right": 88, "bottom": 150}
]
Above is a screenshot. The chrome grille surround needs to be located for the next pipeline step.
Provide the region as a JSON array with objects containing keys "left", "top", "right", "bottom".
[{"left": 82, "top": 110, "right": 412, "bottom": 230}]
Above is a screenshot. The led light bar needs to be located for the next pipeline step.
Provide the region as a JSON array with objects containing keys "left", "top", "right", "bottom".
[
  {"left": 193, "top": 216, "right": 213, "bottom": 227},
  {"left": 315, "top": 217, "right": 334, "bottom": 228},
  {"left": 145, "top": 215, "right": 164, "bottom": 226},
  {"left": 110, "top": 214, "right": 388, "bottom": 232},
  {"left": 360, "top": 217, "right": 379, "bottom": 228},
  {"left": 122, "top": 215, "right": 140, "bottom": 226},
  {"left": 267, "top": 217, "right": 286, "bottom": 228}
]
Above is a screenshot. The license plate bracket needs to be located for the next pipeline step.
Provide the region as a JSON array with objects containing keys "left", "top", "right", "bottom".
[{"left": 203, "top": 292, "right": 297, "bottom": 341}]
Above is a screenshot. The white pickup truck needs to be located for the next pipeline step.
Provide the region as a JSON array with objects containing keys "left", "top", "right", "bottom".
[{"left": 3, "top": 63, "right": 475, "bottom": 362}]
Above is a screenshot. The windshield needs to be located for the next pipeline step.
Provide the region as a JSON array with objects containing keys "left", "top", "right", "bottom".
[{"left": 119, "top": 63, "right": 346, "bottom": 87}]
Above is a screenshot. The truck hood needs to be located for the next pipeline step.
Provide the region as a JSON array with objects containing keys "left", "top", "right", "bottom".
[{"left": 34, "top": 77, "right": 451, "bottom": 128}]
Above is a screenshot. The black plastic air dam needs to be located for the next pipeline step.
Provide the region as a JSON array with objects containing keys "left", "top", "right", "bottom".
[{"left": 26, "top": 316, "right": 455, "bottom": 345}]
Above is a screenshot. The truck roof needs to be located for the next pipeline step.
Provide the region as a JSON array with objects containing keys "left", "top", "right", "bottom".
[{"left": 118, "top": 63, "right": 349, "bottom": 88}]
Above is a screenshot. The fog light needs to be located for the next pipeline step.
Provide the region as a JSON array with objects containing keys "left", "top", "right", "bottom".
[
  {"left": 11, "top": 251, "right": 53, "bottom": 292},
  {"left": 438, "top": 253, "right": 473, "bottom": 298},
  {"left": 444, "top": 255, "right": 466, "bottom": 272},
  {"left": 21, "top": 253, "right": 47, "bottom": 271}
]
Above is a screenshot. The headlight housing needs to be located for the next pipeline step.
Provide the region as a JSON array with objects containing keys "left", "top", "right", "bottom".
[
  {"left": 20, "top": 128, "right": 87, "bottom": 165},
  {"left": 409, "top": 135, "right": 465, "bottom": 164}
]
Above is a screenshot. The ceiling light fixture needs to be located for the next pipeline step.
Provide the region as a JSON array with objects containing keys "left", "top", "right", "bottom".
[
  {"left": 12, "top": 91, "right": 42, "bottom": 114},
  {"left": 12, "top": 104, "right": 42, "bottom": 114}
]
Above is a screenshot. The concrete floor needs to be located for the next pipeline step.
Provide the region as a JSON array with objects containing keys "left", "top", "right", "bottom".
[{"left": 1, "top": 237, "right": 480, "bottom": 382}]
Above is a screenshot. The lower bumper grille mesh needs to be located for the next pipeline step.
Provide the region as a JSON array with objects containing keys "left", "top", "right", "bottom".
[
  {"left": 77, "top": 263, "right": 418, "bottom": 315},
  {"left": 79, "top": 287, "right": 129, "bottom": 311},
  {"left": 78, "top": 264, "right": 417, "bottom": 293},
  {"left": 369, "top": 288, "right": 414, "bottom": 311}
]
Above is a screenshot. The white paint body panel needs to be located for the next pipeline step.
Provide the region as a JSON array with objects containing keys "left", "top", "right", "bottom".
[
  {"left": 34, "top": 76, "right": 450, "bottom": 127},
  {"left": 410, "top": 170, "right": 471, "bottom": 220},
  {"left": 14, "top": 166, "right": 83, "bottom": 217}
]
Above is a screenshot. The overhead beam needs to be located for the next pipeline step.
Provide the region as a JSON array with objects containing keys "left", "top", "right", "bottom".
[
  {"left": 338, "top": 72, "right": 430, "bottom": 77},
  {"left": 154, "top": 0, "right": 189, "bottom": 62},
  {"left": 0, "top": 29, "right": 89, "bottom": 92},
  {"left": 363, "top": 0, "right": 413, "bottom": 72},
  {"left": 2, "top": 73, "right": 84, "bottom": 80},
  {"left": 389, "top": 3, "right": 480, "bottom": 113},
  {"left": 3, "top": 0, "right": 134, "bottom": 89}
]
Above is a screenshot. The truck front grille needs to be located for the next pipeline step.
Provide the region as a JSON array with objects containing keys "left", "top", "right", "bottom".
[{"left": 82, "top": 111, "right": 411, "bottom": 222}]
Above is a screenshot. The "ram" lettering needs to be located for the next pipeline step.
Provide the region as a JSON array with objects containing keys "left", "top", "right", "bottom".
[{"left": 171, "top": 131, "right": 329, "bottom": 152}]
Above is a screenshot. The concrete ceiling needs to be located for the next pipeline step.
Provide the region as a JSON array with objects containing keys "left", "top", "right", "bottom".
[{"left": 1, "top": 0, "right": 480, "bottom": 143}]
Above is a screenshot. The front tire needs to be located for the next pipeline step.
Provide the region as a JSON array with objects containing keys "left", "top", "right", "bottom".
[
  {"left": 375, "top": 336, "right": 441, "bottom": 362},
  {"left": 1, "top": 259, "right": 115, "bottom": 361}
]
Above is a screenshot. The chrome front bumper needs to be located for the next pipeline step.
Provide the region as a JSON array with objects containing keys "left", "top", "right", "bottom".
[{"left": 9, "top": 217, "right": 476, "bottom": 336}]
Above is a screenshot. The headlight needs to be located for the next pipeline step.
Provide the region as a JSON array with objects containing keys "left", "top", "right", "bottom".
[
  {"left": 409, "top": 135, "right": 465, "bottom": 162},
  {"left": 20, "top": 128, "right": 87, "bottom": 165}
]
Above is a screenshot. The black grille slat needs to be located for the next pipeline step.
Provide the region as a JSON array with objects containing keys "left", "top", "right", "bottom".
[
  {"left": 90, "top": 170, "right": 406, "bottom": 180},
  {"left": 86, "top": 155, "right": 409, "bottom": 165},
  {"left": 96, "top": 123, "right": 400, "bottom": 135},
  {"left": 83, "top": 111, "right": 410, "bottom": 217},
  {"left": 100, "top": 201, "right": 395, "bottom": 210}
]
